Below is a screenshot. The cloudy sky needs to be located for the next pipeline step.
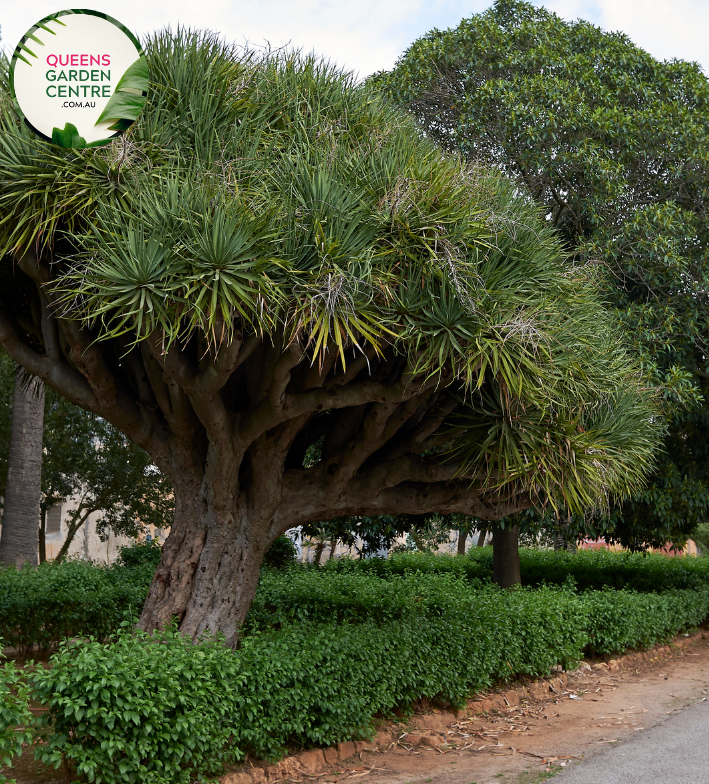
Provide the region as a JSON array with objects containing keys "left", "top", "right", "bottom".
[{"left": 2, "top": 1, "right": 707, "bottom": 79}]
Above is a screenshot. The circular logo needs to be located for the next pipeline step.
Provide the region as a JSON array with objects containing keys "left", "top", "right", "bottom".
[{"left": 9, "top": 10, "right": 147, "bottom": 148}]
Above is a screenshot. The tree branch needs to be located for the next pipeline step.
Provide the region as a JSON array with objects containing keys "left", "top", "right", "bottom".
[
  {"left": 278, "top": 466, "right": 530, "bottom": 530},
  {"left": 147, "top": 333, "right": 233, "bottom": 449}
]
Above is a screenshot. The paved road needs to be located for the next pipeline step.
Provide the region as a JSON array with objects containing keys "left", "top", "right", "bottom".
[{"left": 553, "top": 698, "right": 709, "bottom": 784}]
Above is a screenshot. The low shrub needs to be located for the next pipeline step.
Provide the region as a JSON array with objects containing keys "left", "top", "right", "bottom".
[
  {"left": 117, "top": 540, "right": 163, "bottom": 568},
  {"left": 0, "top": 560, "right": 153, "bottom": 656},
  {"left": 320, "top": 550, "right": 490, "bottom": 582},
  {"left": 245, "top": 570, "right": 486, "bottom": 631},
  {"left": 246, "top": 564, "right": 709, "bottom": 636},
  {"left": 0, "top": 653, "right": 32, "bottom": 783},
  {"left": 583, "top": 588, "right": 709, "bottom": 655},
  {"left": 263, "top": 535, "right": 299, "bottom": 569},
  {"left": 32, "top": 585, "right": 586, "bottom": 782},
  {"left": 4, "top": 546, "right": 708, "bottom": 654},
  {"left": 32, "top": 629, "right": 242, "bottom": 784},
  {"left": 511, "top": 548, "right": 709, "bottom": 592}
]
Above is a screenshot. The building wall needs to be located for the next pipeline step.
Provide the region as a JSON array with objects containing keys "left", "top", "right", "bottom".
[{"left": 43, "top": 500, "right": 136, "bottom": 563}]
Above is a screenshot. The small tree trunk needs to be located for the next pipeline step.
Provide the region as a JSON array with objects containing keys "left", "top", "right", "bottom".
[
  {"left": 328, "top": 538, "right": 337, "bottom": 560},
  {"left": 554, "top": 522, "right": 577, "bottom": 553},
  {"left": 39, "top": 507, "right": 47, "bottom": 564},
  {"left": 54, "top": 510, "right": 89, "bottom": 563},
  {"left": 138, "top": 477, "right": 273, "bottom": 648},
  {"left": 477, "top": 526, "right": 488, "bottom": 547},
  {"left": 0, "top": 375, "right": 44, "bottom": 567},
  {"left": 82, "top": 517, "right": 91, "bottom": 561},
  {"left": 492, "top": 523, "right": 521, "bottom": 588},
  {"left": 313, "top": 540, "right": 326, "bottom": 565},
  {"left": 457, "top": 528, "right": 467, "bottom": 555}
]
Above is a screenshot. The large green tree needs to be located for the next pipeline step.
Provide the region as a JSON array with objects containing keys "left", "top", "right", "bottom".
[
  {"left": 374, "top": 0, "right": 709, "bottom": 548},
  {"left": 0, "top": 32, "right": 658, "bottom": 643}
]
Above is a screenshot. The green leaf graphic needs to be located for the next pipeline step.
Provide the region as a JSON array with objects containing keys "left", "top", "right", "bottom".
[
  {"left": 95, "top": 58, "right": 148, "bottom": 127},
  {"left": 18, "top": 43, "right": 38, "bottom": 60},
  {"left": 35, "top": 22, "right": 58, "bottom": 35},
  {"left": 26, "top": 33, "right": 45, "bottom": 47},
  {"left": 113, "top": 56, "right": 149, "bottom": 92},
  {"left": 51, "top": 123, "right": 86, "bottom": 149},
  {"left": 107, "top": 118, "right": 134, "bottom": 132}
]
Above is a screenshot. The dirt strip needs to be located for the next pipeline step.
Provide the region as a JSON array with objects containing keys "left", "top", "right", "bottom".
[{"left": 6, "top": 630, "right": 709, "bottom": 784}]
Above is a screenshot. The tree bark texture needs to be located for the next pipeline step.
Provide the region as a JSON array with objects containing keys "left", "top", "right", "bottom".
[
  {"left": 0, "top": 252, "right": 531, "bottom": 642},
  {"left": 492, "top": 523, "right": 521, "bottom": 587},
  {"left": 39, "top": 507, "right": 46, "bottom": 564},
  {"left": 457, "top": 528, "right": 467, "bottom": 555},
  {"left": 0, "top": 374, "right": 44, "bottom": 567}
]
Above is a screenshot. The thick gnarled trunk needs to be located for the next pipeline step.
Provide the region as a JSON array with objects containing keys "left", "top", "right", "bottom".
[
  {"left": 0, "top": 375, "right": 44, "bottom": 567},
  {"left": 138, "top": 476, "right": 274, "bottom": 647}
]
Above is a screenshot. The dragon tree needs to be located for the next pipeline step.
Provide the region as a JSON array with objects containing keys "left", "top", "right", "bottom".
[{"left": 0, "top": 31, "right": 659, "bottom": 645}]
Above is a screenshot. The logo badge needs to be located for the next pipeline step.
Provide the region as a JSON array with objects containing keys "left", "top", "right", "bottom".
[{"left": 10, "top": 10, "right": 148, "bottom": 148}]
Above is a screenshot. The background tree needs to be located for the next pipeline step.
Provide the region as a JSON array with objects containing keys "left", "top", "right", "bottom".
[
  {"left": 374, "top": 0, "right": 709, "bottom": 549},
  {"left": 0, "top": 371, "right": 44, "bottom": 566},
  {"left": 0, "top": 22, "right": 47, "bottom": 567},
  {"left": 0, "top": 32, "right": 659, "bottom": 644},
  {"left": 44, "top": 408, "right": 174, "bottom": 563},
  {"left": 0, "top": 351, "right": 173, "bottom": 562},
  {"left": 302, "top": 511, "right": 475, "bottom": 558}
]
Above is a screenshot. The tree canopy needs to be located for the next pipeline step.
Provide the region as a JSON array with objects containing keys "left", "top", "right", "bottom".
[
  {"left": 0, "top": 30, "right": 659, "bottom": 642},
  {"left": 374, "top": 0, "right": 709, "bottom": 548}
]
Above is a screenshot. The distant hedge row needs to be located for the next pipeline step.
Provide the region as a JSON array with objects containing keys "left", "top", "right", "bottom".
[
  {"left": 3, "top": 574, "right": 707, "bottom": 784},
  {"left": 320, "top": 547, "right": 709, "bottom": 592}
]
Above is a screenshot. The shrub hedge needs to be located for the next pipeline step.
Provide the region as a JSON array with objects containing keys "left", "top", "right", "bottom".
[
  {"left": 246, "top": 569, "right": 709, "bottom": 649},
  {"left": 320, "top": 547, "right": 709, "bottom": 592},
  {"left": 0, "top": 560, "right": 153, "bottom": 656},
  {"left": 28, "top": 579, "right": 709, "bottom": 784},
  {"left": 512, "top": 548, "right": 709, "bottom": 592}
]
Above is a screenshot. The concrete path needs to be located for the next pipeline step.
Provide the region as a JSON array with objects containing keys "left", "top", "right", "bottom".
[{"left": 553, "top": 698, "right": 709, "bottom": 783}]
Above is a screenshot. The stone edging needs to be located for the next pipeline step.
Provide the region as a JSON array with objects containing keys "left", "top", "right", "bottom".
[{"left": 220, "top": 632, "right": 704, "bottom": 783}]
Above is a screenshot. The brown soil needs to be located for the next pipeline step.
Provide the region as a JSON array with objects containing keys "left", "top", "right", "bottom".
[{"left": 6, "top": 631, "right": 709, "bottom": 784}]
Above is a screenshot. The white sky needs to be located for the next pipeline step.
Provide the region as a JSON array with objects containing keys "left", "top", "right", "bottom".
[{"left": 2, "top": 1, "right": 707, "bottom": 79}]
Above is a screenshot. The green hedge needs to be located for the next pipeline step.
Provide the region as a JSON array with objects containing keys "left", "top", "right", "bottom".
[
  {"left": 245, "top": 566, "right": 709, "bottom": 637},
  {"left": 584, "top": 588, "right": 709, "bottom": 655},
  {"left": 319, "top": 547, "right": 709, "bottom": 592},
  {"left": 511, "top": 548, "right": 709, "bottom": 592},
  {"left": 0, "top": 560, "right": 153, "bottom": 656},
  {"left": 27, "top": 580, "right": 709, "bottom": 784},
  {"left": 245, "top": 570, "right": 486, "bottom": 631}
]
